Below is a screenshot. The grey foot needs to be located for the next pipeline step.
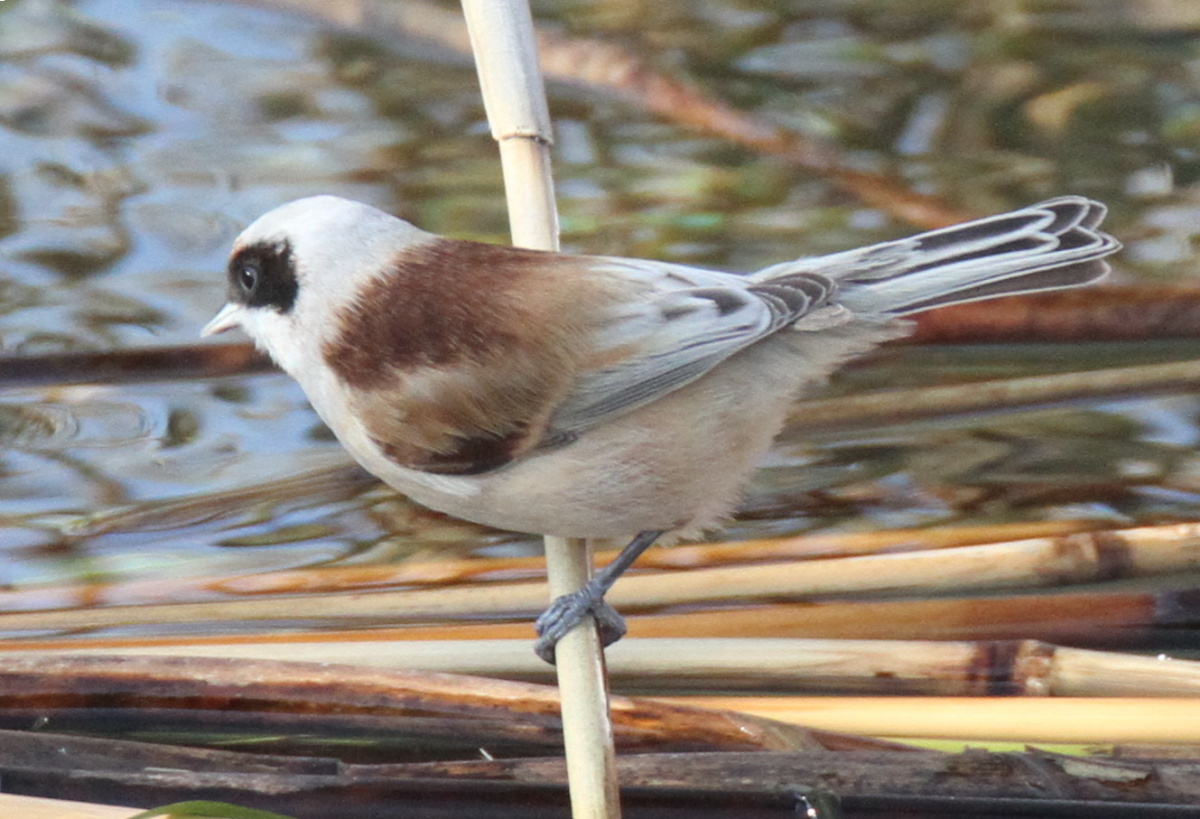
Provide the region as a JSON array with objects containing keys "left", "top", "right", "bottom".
[{"left": 533, "top": 579, "right": 627, "bottom": 664}]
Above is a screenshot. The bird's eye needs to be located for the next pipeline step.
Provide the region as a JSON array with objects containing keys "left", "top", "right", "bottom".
[
  {"left": 227, "top": 241, "right": 298, "bottom": 313},
  {"left": 238, "top": 260, "right": 260, "bottom": 294}
]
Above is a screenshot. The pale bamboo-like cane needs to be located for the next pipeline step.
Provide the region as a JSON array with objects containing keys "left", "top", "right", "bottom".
[
  {"left": 6, "top": 521, "right": 1200, "bottom": 633},
  {"left": 0, "top": 793, "right": 136, "bottom": 819},
  {"left": 787, "top": 358, "right": 1200, "bottom": 434},
  {"left": 669, "top": 696, "right": 1200, "bottom": 744},
  {"left": 18, "top": 638, "right": 1200, "bottom": 699},
  {"left": 458, "top": 3, "right": 619, "bottom": 819},
  {"left": 0, "top": 518, "right": 1093, "bottom": 611}
]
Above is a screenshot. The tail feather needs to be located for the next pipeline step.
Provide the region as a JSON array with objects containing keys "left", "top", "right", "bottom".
[{"left": 755, "top": 197, "right": 1120, "bottom": 317}]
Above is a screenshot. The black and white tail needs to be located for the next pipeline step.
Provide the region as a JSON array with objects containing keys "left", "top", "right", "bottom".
[{"left": 756, "top": 197, "right": 1120, "bottom": 316}]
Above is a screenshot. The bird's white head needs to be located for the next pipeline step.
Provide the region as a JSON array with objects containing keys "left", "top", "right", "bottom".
[{"left": 201, "top": 196, "right": 433, "bottom": 375}]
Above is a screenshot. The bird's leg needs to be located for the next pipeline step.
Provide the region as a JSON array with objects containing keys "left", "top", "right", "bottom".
[{"left": 534, "top": 529, "right": 665, "bottom": 664}]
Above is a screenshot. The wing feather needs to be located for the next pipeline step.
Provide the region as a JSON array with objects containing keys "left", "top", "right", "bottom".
[{"left": 546, "top": 260, "right": 835, "bottom": 436}]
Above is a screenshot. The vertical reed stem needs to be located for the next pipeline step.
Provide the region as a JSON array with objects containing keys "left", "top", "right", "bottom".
[{"left": 459, "top": 3, "right": 620, "bottom": 817}]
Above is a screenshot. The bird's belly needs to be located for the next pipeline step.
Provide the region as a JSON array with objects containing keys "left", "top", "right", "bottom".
[
  {"left": 317, "top": 327, "right": 894, "bottom": 541},
  {"left": 363, "top": 441, "right": 694, "bottom": 539},
  {"left": 337, "top": 338, "right": 816, "bottom": 540}
]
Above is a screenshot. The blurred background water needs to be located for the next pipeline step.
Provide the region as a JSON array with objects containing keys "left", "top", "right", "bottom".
[{"left": 4, "top": 0, "right": 1200, "bottom": 599}]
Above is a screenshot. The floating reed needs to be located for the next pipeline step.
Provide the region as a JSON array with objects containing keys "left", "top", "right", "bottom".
[
  {"left": 10, "top": 638, "right": 1200, "bottom": 698},
  {"left": 0, "top": 793, "right": 134, "bottom": 819},
  {"left": 3, "top": 522, "right": 1199, "bottom": 633},
  {"left": 673, "top": 696, "right": 1200, "bottom": 745},
  {"left": 0, "top": 518, "right": 1096, "bottom": 611}
]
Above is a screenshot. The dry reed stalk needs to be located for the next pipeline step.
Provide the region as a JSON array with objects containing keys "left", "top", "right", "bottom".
[
  {"left": 0, "top": 519, "right": 1098, "bottom": 612},
  {"left": 459, "top": 3, "right": 619, "bottom": 818},
  {"left": 619, "top": 589, "right": 1172, "bottom": 644},
  {"left": 787, "top": 357, "right": 1200, "bottom": 433},
  {"left": 613, "top": 519, "right": 1104, "bottom": 567},
  {"left": 607, "top": 640, "right": 1200, "bottom": 697},
  {"left": 15, "top": 638, "right": 1200, "bottom": 698},
  {"left": 0, "top": 793, "right": 135, "bottom": 819},
  {"left": 0, "top": 654, "right": 817, "bottom": 754},
  {"left": 0, "top": 342, "right": 273, "bottom": 388},
  {"left": 3, "top": 522, "right": 1199, "bottom": 633},
  {"left": 1045, "top": 643, "right": 1200, "bottom": 697},
  {"left": 595, "top": 522, "right": 1200, "bottom": 610},
  {"left": 908, "top": 285, "right": 1200, "bottom": 344},
  {"left": 669, "top": 696, "right": 1200, "bottom": 744},
  {"left": 0, "top": 584, "right": 1174, "bottom": 647}
]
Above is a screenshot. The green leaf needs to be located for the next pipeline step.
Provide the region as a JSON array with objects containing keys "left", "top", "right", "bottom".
[{"left": 127, "top": 801, "right": 299, "bottom": 819}]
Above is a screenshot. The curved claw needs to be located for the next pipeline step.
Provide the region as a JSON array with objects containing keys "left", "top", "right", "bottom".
[{"left": 533, "top": 580, "right": 627, "bottom": 665}]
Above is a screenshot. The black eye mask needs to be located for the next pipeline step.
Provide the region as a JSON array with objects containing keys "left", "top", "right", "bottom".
[{"left": 227, "top": 239, "right": 299, "bottom": 313}]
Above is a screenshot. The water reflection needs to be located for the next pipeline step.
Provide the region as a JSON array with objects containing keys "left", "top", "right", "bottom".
[{"left": 0, "top": 0, "right": 1198, "bottom": 594}]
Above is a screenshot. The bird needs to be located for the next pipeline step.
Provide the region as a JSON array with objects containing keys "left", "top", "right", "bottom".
[{"left": 202, "top": 195, "right": 1120, "bottom": 662}]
